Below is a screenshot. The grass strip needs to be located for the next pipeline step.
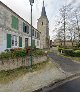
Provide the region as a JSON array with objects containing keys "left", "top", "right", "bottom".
[{"left": 0, "top": 60, "right": 49, "bottom": 84}]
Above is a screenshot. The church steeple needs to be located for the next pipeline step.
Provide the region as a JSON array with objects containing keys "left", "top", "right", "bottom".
[
  {"left": 37, "top": 0, "right": 49, "bottom": 49},
  {"left": 43, "top": 0, "right": 44, "bottom": 7},
  {"left": 41, "top": 1, "right": 47, "bottom": 17}
]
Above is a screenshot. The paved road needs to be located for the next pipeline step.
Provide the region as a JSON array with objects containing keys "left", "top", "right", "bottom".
[
  {"left": 47, "top": 77, "right": 80, "bottom": 92},
  {"left": 48, "top": 53, "right": 80, "bottom": 73}
]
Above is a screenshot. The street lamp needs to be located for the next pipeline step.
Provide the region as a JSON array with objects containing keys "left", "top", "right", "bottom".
[{"left": 29, "top": 0, "right": 34, "bottom": 68}]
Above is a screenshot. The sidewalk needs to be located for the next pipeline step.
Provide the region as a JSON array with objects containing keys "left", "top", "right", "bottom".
[{"left": 0, "top": 61, "right": 68, "bottom": 92}]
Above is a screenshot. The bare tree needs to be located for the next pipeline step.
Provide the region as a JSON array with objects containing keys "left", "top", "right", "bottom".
[
  {"left": 74, "top": 10, "right": 80, "bottom": 47},
  {"left": 53, "top": 2, "right": 80, "bottom": 48},
  {"left": 57, "top": 4, "right": 73, "bottom": 47}
]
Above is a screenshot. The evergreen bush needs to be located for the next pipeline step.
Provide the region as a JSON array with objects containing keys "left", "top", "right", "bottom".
[
  {"left": 58, "top": 47, "right": 64, "bottom": 53},
  {"left": 74, "top": 50, "right": 80, "bottom": 57},
  {"left": 63, "top": 49, "right": 74, "bottom": 56}
]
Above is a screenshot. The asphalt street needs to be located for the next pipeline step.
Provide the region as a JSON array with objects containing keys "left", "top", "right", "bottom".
[
  {"left": 48, "top": 77, "right": 80, "bottom": 92},
  {"left": 34, "top": 52, "right": 80, "bottom": 92},
  {"left": 48, "top": 53, "right": 80, "bottom": 73}
]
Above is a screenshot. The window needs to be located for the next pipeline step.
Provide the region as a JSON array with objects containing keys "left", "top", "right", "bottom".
[
  {"left": 12, "top": 35, "right": 18, "bottom": 47},
  {"left": 12, "top": 15, "right": 19, "bottom": 30},
  {"left": 42, "top": 22, "right": 43, "bottom": 25},
  {"left": 15, "top": 36, "right": 17, "bottom": 46},
  {"left": 32, "top": 29, "right": 34, "bottom": 36},
  {"left": 37, "top": 32, "right": 40, "bottom": 39},
  {"left": 35, "top": 31, "right": 37, "bottom": 38},
  {"left": 23, "top": 22, "right": 29, "bottom": 34},
  {"left": 37, "top": 40, "right": 39, "bottom": 46},
  {"left": 25, "top": 26, "right": 27, "bottom": 32},
  {"left": 12, "top": 36, "right": 14, "bottom": 46}
]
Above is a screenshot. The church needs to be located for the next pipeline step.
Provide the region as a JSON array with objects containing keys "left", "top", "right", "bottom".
[
  {"left": 37, "top": 1, "right": 50, "bottom": 49},
  {"left": 0, "top": 1, "right": 50, "bottom": 52}
]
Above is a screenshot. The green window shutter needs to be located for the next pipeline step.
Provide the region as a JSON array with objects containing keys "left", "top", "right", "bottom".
[
  {"left": 23, "top": 22, "right": 25, "bottom": 32},
  {"left": 19, "top": 36, "right": 22, "bottom": 47},
  {"left": 32, "top": 40, "right": 35, "bottom": 48},
  {"left": 7, "top": 34, "right": 11, "bottom": 48},
  {"left": 12, "top": 15, "right": 19, "bottom": 30},
  {"left": 26, "top": 25, "right": 29, "bottom": 34},
  {"left": 32, "top": 29, "right": 34, "bottom": 36},
  {"left": 35, "top": 31, "right": 36, "bottom": 37}
]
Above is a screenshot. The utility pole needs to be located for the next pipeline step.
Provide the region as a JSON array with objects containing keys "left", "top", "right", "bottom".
[{"left": 29, "top": 0, "right": 34, "bottom": 68}]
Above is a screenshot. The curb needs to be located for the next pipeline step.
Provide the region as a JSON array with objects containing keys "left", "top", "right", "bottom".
[{"left": 33, "top": 72, "right": 80, "bottom": 92}]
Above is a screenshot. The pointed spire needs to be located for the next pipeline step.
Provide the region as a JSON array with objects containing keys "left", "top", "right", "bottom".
[
  {"left": 43, "top": 0, "right": 44, "bottom": 7},
  {"left": 41, "top": 0, "right": 47, "bottom": 17}
]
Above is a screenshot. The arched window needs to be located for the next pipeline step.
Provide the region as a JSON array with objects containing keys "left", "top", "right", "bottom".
[{"left": 42, "top": 22, "right": 43, "bottom": 25}]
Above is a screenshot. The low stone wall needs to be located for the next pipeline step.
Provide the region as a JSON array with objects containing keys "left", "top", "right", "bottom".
[{"left": 0, "top": 56, "right": 47, "bottom": 71}]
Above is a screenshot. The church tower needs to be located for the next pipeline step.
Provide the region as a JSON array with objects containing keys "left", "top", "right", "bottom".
[{"left": 37, "top": 1, "right": 50, "bottom": 49}]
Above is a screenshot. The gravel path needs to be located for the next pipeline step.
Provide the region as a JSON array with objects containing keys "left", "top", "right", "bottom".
[{"left": 0, "top": 61, "right": 66, "bottom": 92}]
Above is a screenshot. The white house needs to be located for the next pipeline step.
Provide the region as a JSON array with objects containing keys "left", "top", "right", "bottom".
[{"left": 0, "top": 1, "right": 41, "bottom": 52}]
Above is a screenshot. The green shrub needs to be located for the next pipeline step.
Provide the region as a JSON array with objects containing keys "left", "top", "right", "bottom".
[
  {"left": 63, "top": 49, "right": 74, "bottom": 56},
  {"left": 15, "top": 51, "right": 20, "bottom": 58},
  {"left": 0, "top": 49, "right": 27, "bottom": 61},
  {"left": 10, "top": 49, "right": 15, "bottom": 52},
  {"left": 74, "top": 50, "right": 80, "bottom": 57},
  {"left": 72, "top": 46, "right": 80, "bottom": 50},
  {"left": 32, "top": 49, "right": 46, "bottom": 56},
  {"left": 0, "top": 48, "right": 46, "bottom": 61},
  {"left": 0, "top": 52, "right": 11, "bottom": 60},
  {"left": 19, "top": 50, "right": 26, "bottom": 57},
  {"left": 77, "top": 43, "right": 80, "bottom": 48},
  {"left": 25, "top": 47, "right": 31, "bottom": 55},
  {"left": 11, "top": 52, "right": 16, "bottom": 59},
  {"left": 58, "top": 47, "right": 64, "bottom": 53},
  {"left": 14, "top": 50, "right": 27, "bottom": 58},
  {"left": 5, "top": 49, "right": 10, "bottom": 52}
]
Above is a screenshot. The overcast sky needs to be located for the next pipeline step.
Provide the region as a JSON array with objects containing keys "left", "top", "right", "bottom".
[{"left": 0, "top": 0, "right": 80, "bottom": 40}]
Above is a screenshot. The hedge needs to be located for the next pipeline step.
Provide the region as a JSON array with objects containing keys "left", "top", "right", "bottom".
[
  {"left": 58, "top": 47, "right": 80, "bottom": 57},
  {"left": 58, "top": 47, "right": 64, "bottom": 53},
  {"left": 63, "top": 49, "right": 74, "bottom": 57},
  {"left": 0, "top": 48, "right": 46, "bottom": 60},
  {"left": 32, "top": 49, "right": 46, "bottom": 56},
  {"left": 74, "top": 50, "right": 80, "bottom": 57}
]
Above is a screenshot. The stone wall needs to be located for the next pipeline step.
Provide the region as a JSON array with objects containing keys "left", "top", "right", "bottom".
[
  {"left": 0, "top": 56, "right": 47, "bottom": 71},
  {"left": 53, "top": 40, "right": 77, "bottom": 47}
]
